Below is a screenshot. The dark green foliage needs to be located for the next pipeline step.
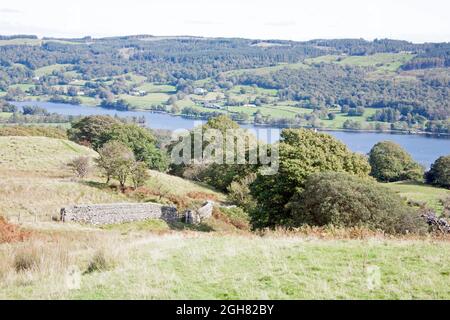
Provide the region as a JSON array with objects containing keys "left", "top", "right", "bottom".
[
  {"left": 369, "top": 141, "right": 424, "bottom": 182},
  {"left": 227, "top": 173, "right": 257, "bottom": 212},
  {"left": 250, "top": 129, "right": 371, "bottom": 229},
  {"left": 426, "top": 155, "right": 450, "bottom": 188},
  {"left": 99, "top": 123, "right": 168, "bottom": 171},
  {"left": 68, "top": 116, "right": 168, "bottom": 172},
  {"left": 68, "top": 115, "right": 120, "bottom": 149},
  {"left": 169, "top": 115, "right": 258, "bottom": 191},
  {"left": 289, "top": 172, "right": 428, "bottom": 234},
  {"left": 131, "top": 161, "right": 150, "bottom": 189}
]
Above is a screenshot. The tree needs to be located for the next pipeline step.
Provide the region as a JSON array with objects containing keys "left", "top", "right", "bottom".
[
  {"left": 289, "top": 172, "right": 427, "bottom": 234},
  {"left": 68, "top": 156, "right": 91, "bottom": 179},
  {"left": 169, "top": 115, "right": 257, "bottom": 191},
  {"left": 369, "top": 141, "right": 424, "bottom": 182},
  {"left": 99, "top": 123, "right": 168, "bottom": 172},
  {"left": 96, "top": 141, "right": 135, "bottom": 189},
  {"left": 68, "top": 115, "right": 120, "bottom": 149},
  {"left": 131, "top": 161, "right": 150, "bottom": 189},
  {"left": 343, "top": 119, "right": 362, "bottom": 130},
  {"left": 425, "top": 155, "right": 450, "bottom": 188},
  {"left": 250, "top": 129, "right": 371, "bottom": 229},
  {"left": 227, "top": 173, "right": 257, "bottom": 212}
]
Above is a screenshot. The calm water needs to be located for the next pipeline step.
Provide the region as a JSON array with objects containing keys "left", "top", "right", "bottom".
[{"left": 12, "top": 101, "right": 450, "bottom": 168}]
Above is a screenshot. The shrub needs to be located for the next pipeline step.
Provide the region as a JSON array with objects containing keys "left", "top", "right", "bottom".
[
  {"left": 14, "top": 249, "right": 39, "bottom": 272},
  {"left": 96, "top": 141, "right": 135, "bottom": 188},
  {"left": 369, "top": 141, "right": 424, "bottom": 182},
  {"left": 250, "top": 129, "right": 370, "bottom": 229},
  {"left": 131, "top": 161, "right": 150, "bottom": 189},
  {"left": 425, "top": 155, "right": 450, "bottom": 188},
  {"left": 289, "top": 172, "right": 428, "bottom": 234},
  {"left": 85, "top": 250, "right": 115, "bottom": 274},
  {"left": 68, "top": 156, "right": 91, "bottom": 179},
  {"left": 0, "top": 217, "right": 31, "bottom": 244},
  {"left": 227, "top": 173, "right": 257, "bottom": 212},
  {"left": 212, "top": 207, "right": 250, "bottom": 230}
]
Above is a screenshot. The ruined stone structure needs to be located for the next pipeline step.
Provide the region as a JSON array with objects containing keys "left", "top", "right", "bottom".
[
  {"left": 184, "top": 201, "right": 214, "bottom": 224},
  {"left": 60, "top": 203, "right": 178, "bottom": 225},
  {"left": 61, "top": 201, "right": 215, "bottom": 226}
]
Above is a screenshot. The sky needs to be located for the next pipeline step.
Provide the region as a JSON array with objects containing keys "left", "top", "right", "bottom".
[{"left": 0, "top": 0, "right": 449, "bottom": 43}]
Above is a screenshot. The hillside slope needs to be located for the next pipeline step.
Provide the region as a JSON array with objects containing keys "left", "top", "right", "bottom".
[
  {"left": 0, "top": 136, "right": 223, "bottom": 222},
  {"left": 0, "top": 136, "right": 449, "bottom": 300}
]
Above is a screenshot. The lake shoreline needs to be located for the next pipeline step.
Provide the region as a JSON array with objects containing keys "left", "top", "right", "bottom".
[
  {"left": 9, "top": 100, "right": 450, "bottom": 168},
  {"left": 12, "top": 98, "right": 449, "bottom": 138}
]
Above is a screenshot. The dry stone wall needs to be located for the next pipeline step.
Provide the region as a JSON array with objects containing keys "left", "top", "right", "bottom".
[
  {"left": 60, "top": 203, "right": 178, "bottom": 225},
  {"left": 184, "top": 201, "right": 214, "bottom": 224}
]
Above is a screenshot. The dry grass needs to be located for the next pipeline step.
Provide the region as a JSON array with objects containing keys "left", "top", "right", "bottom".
[
  {"left": 0, "top": 136, "right": 226, "bottom": 222},
  {"left": 1, "top": 135, "right": 449, "bottom": 299},
  {"left": 1, "top": 227, "right": 448, "bottom": 299},
  {"left": 258, "top": 225, "right": 450, "bottom": 241},
  {"left": 0, "top": 136, "right": 96, "bottom": 176}
]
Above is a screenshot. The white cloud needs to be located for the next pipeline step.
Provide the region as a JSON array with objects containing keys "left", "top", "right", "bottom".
[
  {"left": 0, "top": 0, "right": 448, "bottom": 42},
  {"left": 0, "top": 8, "right": 21, "bottom": 13}
]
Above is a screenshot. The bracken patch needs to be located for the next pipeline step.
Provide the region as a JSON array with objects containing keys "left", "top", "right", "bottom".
[{"left": 0, "top": 217, "right": 32, "bottom": 244}]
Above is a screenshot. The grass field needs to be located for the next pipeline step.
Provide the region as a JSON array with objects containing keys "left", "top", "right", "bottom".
[
  {"left": 0, "top": 135, "right": 449, "bottom": 299},
  {"left": 386, "top": 181, "right": 450, "bottom": 214},
  {"left": 120, "top": 93, "right": 171, "bottom": 109},
  {"left": 136, "top": 83, "right": 176, "bottom": 94},
  {"left": 320, "top": 108, "right": 379, "bottom": 129},
  {"left": 35, "top": 64, "right": 73, "bottom": 77},
  {"left": 224, "top": 62, "right": 309, "bottom": 77},
  {"left": 229, "top": 85, "right": 278, "bottom": 97},
  {"left": 305, "top": 53, "right": 415, "bottom": 73},
  {"left": 0, "top": 228, "right": 449, "bottom": 299},
  {"left": 9, "top": 84, "right": 35, "bottom": 92},
  {"left": 228, "top": 104, "right": 311, "bottom": 118},
  {"left": 0, "top": 112, "right": 12, "bottom": 119},
  {"left": 0, "top": 38, "right": 85, "bottom": 46},
  {"left": 0, "top": 38, "right": 42, "bottom": 46},
  {"left": 0, "top": 136, "right": 223, "bottom": 222}
]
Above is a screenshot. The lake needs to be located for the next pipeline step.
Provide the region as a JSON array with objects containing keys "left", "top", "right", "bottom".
[{"left": 11, "top": 101, "right": 450, "bottom": 168}]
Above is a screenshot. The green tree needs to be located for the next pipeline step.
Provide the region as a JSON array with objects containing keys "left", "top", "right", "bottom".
[
  {"left": 68, "top": 115, "right": 120, "bottom": 149},
  {"left": 250, "top": 129, "right": 371, "bottom": 229},
  {"left": 369, "top": 141, "right": 424, "bottom": 182},
  {"left": 96, "top": 141, "right": 135, "bottom": 188},
  {"left": 131, "top": 161, "right": 150, "bottom": 189},
  {"left": 227, "top": 173, "right": 257, "bottom": 212},
  {"left": 425, "top": 155, "right": 450, "bottom": 188},
  {"left": 289, "top": 172, "right": 427, "bottom": 234},
  {"left": 169, "top": 115, "right": 258, "bottom": 191},
  {"left": 99, "top": 123, "right": 168, "bottom": 172}
]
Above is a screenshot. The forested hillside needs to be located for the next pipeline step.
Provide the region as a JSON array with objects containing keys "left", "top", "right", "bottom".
[{"left": 0, "top": 35, "right": 449, "bottom": 133}]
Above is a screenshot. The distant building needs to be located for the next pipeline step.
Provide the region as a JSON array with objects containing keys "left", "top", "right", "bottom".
[
  {"left": 131, "top": 90, "right": 147, "bottom": 96},
  {"left": 204, "top": 103, "right": 223, "bottom": 110},
  {"left": 194, "top": 88, "right": 206, "bottom": 95}
]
